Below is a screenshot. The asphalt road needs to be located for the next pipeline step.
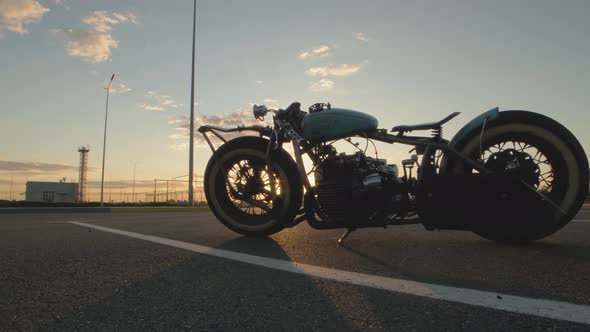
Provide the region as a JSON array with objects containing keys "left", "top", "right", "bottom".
[{"left": 2, "top": 205, "right": 590, "bottom": 331}]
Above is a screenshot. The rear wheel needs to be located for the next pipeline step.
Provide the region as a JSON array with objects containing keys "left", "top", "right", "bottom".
[
  {"left": 450, "top": 111, "right": 589, "bottom": 243},
  {"left": 204, "top": 136, "right": 302, "bottom": 236}
]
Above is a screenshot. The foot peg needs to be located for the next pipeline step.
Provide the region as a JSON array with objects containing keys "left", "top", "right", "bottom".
[{"left": 338, "top": 228, "right": 354, "bottom": 246}]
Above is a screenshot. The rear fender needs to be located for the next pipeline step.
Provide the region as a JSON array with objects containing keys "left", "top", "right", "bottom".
[{"left": 439, "top": 107, "right": 499, "bottom": 173}]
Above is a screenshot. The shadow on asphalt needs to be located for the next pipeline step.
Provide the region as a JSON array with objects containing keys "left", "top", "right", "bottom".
[{"left": 38, "top": 236, "right": 366, "bottom": 330}]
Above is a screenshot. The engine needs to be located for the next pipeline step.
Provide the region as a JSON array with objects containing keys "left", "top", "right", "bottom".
[{"left": 313, "top": 151, "right": 407, "bottom": 228}]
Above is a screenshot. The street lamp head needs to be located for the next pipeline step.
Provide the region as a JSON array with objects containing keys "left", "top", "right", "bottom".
[{"left": 105, "top": 73, "right": 116, "bottom": 90}]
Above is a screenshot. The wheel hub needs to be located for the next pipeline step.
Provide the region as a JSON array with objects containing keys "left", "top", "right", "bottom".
[
  {"left": 484, "top": 148, "right": 540, "bottom": 188},
  {"left": 243, "top": 176, "right": 265, "bottom": 197}
]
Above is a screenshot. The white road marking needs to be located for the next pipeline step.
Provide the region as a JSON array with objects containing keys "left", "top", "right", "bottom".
[
  {"left": 69, "top": 221, "right": 590, "bottom": 325},
  {"left": 573, "top": 219, "right": 590, "bottom": 222},
  {"left": 48, "top": 220, "right": 85, "bottom": 224}
]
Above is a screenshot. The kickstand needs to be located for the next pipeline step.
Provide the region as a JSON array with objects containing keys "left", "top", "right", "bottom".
[{"left": 338, "top": 228, "right": 355, "bottom": 246}]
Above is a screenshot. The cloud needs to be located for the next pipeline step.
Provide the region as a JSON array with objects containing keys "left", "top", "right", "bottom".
[
  {"left": 111, "top": 12, "right": 128, "bottom": 22},
  {"left": 263, "top": 98, "right": 278, "bottom": 103},
  {"left": 111, "top": 83, "right": 131, "bottom": 94},
  {"left": 355, "top": 32, "right": 369, "bottom": 42},
  {"left": 82, "top": 10, "right": 138, "bottom": 33},
  {"left": 299, "top": 45, "right": 332, "bottom": 60},
  {"left": 168, "top": 108, "right": 268, "bottom": 149},
  {"left": 195, "top": 108, "right": 262, "bottom": 127},
  {"left": 52, "top": 0, "right": 72, "bottom": 10},
  {"left": 57, "top": 10, "right": 138, "bottom": 63},
  {"left": 0, "top": 160, "right": 90, "bottom": 174},
  {"left": 61, "top": 29, "right": 118, "bottom": 63},
  {"left": 306, "top": 64, "right": 362, "bottom": 77},
  {"left": 141, "top": 104, "right": 165, "bottom": 111},
  {"left": 253, "top": 80, "right": 263, "bottom": 84},
  {"left": 168, "top": 117, "right": 187, "bottom": 125},
  {"left": 82, "top": 10, "right": 119, "bottom": 33},
  {"left": 141, "top": 91, "right": 179, "bottom": 111},
  {"left": 310, "top": 78, "right": 335, "bottom": 92},
  {"left": 0, "top": 0, "right": 49, "bottom": 34},
  {"left": 125, "top": 12, "right": 139, "bottom": 24}
]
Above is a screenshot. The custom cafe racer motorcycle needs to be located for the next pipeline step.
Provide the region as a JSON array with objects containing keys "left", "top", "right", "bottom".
[{"left": 198, "top": 102, "right": 588, "bottom": 244}]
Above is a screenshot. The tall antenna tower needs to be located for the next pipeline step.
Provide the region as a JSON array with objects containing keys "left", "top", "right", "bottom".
[{"left": 78, "top": 146, "right": 90, "bottom": 202}]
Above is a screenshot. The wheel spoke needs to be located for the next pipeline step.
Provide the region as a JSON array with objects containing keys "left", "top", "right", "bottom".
[{"left": 223, "top": 158, "right": 282, "bottom": 215}]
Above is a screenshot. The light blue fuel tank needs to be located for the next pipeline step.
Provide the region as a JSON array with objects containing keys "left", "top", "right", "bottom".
[{"left": 302, "top": 108, "right": 379, "bottom": 142}]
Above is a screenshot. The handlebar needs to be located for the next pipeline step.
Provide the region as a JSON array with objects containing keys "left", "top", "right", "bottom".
[
  {"left": 252, "top": 102, "right": 301, "bottom": 121},
  {"left": 253, "top": 101, "right": 330, "bottom": 121}
]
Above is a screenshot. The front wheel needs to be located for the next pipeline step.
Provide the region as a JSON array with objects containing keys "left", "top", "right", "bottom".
[
  {"left": 450, "top": 111, "right": 589, "bottom": 243},
  {"left": 204, "top": 136, "right": 303, "bottom": 236}
]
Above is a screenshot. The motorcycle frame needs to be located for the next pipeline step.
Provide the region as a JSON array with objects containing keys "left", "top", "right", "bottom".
[
  {"left": 197, "top": 122, "right": 493, "bottom": 186},
  {"left": 198, "top": 108, "right": 567, "bottom": 215}
]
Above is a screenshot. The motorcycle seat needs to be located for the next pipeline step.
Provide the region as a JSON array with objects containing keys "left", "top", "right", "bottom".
[{"left": 391, "top": 112, "right": 461, "bottom": 133}]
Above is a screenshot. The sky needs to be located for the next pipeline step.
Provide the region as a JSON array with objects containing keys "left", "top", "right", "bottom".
[{"left": 0, "top": 0, "right": 589, "bottom": 198}]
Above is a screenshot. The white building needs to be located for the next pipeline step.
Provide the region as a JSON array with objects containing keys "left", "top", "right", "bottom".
[{"left": 25, "top": 182, "right": 79, "bottom": 203}]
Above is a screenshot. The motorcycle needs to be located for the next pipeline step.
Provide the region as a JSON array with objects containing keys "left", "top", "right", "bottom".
[{"left": 198, "top": 102, "right": 588, "bottom": 244}]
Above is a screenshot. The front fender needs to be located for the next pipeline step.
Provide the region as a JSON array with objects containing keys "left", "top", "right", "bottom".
[{"left": 439, "top": 107, "right": 500, "bottom": 173}]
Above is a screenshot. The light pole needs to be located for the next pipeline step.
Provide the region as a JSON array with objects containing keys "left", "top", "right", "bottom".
[
  {"left": 188, "top": 0, "right": 197, "bottom": 207},
  {"left": 100, "top": 73, "right": 115, "bottom": 207},
  {"left": 130, "top": 161, "right": 137, "bottom": 203}
]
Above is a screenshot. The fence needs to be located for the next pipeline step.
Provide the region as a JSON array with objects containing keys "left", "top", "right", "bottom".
[
  {"left": 0, "top": 176, "right": 207, "bottom": 204},
  {"left": 83, "top": 185, "right": 206, "bottom": 204},
  {"left": 3, "top": 185, "right": 590, "bottom": 203}
]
